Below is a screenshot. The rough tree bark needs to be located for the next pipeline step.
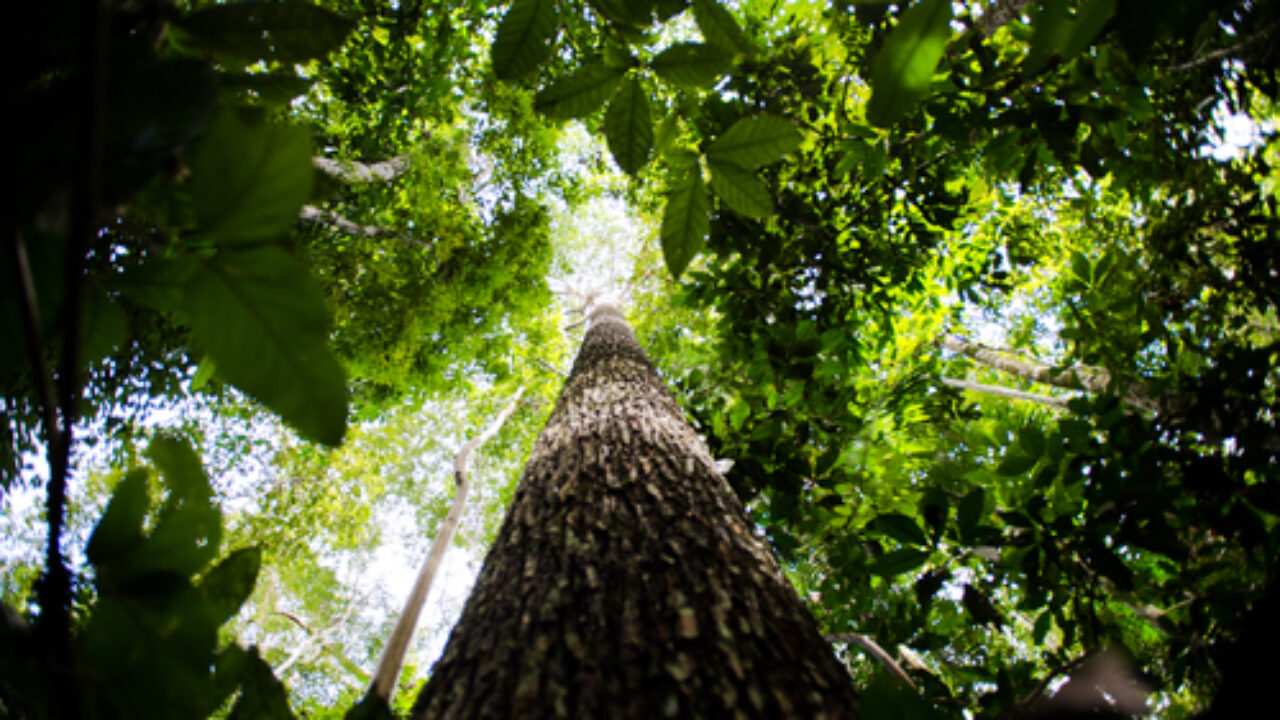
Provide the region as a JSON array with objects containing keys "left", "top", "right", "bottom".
[{"left": 411, "top": 296, "right": 857, "bottom": 719}]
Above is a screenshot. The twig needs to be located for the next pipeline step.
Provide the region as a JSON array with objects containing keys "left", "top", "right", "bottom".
[
  {"left": 367, "top": 386, "right": 527, "bottom": 702},
  {"left": 826, "top": 633, "right": 916, "bottom": 688},
  {"left": 534, "top": 357, "right": 567, "bottom": 378},
  {"left": 941, "top": 377, "right": 1072, "bottom": 409},
  {"left": 1166, "top": 22, "right": 1279, "bottom": 72}
]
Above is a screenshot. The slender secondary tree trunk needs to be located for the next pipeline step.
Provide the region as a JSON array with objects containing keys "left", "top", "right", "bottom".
[{"left": 411, "top": 297, "right": 856, "bottom": 719}]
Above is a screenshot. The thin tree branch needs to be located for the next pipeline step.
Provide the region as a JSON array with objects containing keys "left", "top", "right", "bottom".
[
  {"left": 939, "top": 334, "right": 1157, "bottom": 411},
  {"left": 313, "top": 155, "right": 410, "bottom": 183},
  {"left": 274, "top": 608, "right": 369, "bottom": 684},
  {"left": 826, "top": 633, "right": 916, "bottom": 689},
  {"left": 298, "top": 205, "right": 431, "bottom": 249},
  {"left": 941, "top": 377, "right": 1072, "bottom": 409},
  {"left": 368, "top": 386, "right": 527, "bottom": 702},
  {"left": 978, "top": 0, "right": 1034, "bottom": 38},
  {"left": 8, "top": 233, "right": 61, "bottom": 467},
  {"left": 1166, "top": 22, "right": 1279, "bottom": 72}
]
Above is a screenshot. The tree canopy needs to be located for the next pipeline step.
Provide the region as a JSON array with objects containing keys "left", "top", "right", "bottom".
[{"left": 2, "top": 0, "right": 1278, "bottom": 718}]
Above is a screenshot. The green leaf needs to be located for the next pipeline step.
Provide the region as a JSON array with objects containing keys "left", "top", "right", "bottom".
[
  {"left": 869, "top": 548, "right": 931, "bottom": 577},
  {"left": 962, "top": 583, "right": 1004, "bottom": 626},
  {"left": 706, "top": 158, "right": 774, "bottom": 219},
  {"left": 491, "top": 0, "right": 560, "bottom": 80},
  {"left": 132, "top": 502, "right": 223, "bottom": 578},
  {"left": 997, "top": 452, "right": 1036, "bottom": 477},
  {"left": 692, "top": 0, "right": 754, "bottom": 56},
  {"left": 189, "top": 110, "right": 313, "bottom": 247},
  {"left": 706, "top": 113, "right": 802, "bottom": 169},
  {"left": 865, "top": 0, "right": 953, "bottom": 127},
  {"left": 201, "top": 548, "right": 262, "bottom": 626},
  {"left": 660, "top": 165, "right": 709, "bottom": 279},
  {"left": 650, "top": 42, "right": 733, "bottom": 87},
  {"left": 534, "top": 64, "right": 626, "bottom": 120},
  {"left": 871, "top": 513, "right": 930, "bottom": 547},
  {"left": 604, "top": 76, "right": 653, "bottom": 174},
  {"left": 179, "top": 1, "right": 355, "bottom": 64},
  {"left": 219, "top": 72, "right": 314, "bottom": 106},
  {"left": 1018, "top": 425, "right": 1046, "bottom": 457},
  {"left": 183, "top": 246, "right": 348, "bottom": 445},
  {"left": 957, "top": 487, "right": 985, "bottom": 542},
  {"left": 86, "top": 469, "right": 150, "bottom": 568}
]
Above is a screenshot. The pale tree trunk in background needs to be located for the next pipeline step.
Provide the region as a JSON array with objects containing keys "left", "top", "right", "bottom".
[{"left": 411, "top": 297, "right": 856, "bottom": 719}]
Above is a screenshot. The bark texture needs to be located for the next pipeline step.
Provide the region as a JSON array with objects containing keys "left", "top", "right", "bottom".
[{"left": 411, "top": 299, "right": 857, "bottom": 719}]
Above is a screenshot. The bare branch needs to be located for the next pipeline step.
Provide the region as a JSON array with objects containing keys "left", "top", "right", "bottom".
[
  {"left": 826, "top": 633, "right": 916, "bottom": 689},
  {"left": 313, "top": 155, "right": 410, "bottom": 183},
  {"left": 1167, "top": 22, "right": 1279, "bottom": 72},
  {"left": 978, "top": 0, "right": 1034, "bottom": 38},
  {"left": 939, "top": 334, "right": 1157, "bottom": 411},
  {"left": 940, "top": 377, "right": 1072, "bottom": 409},
  {"left": 368, "top": 386, "right": 528, "bottom": 702},
  {"left": 299, "top": 205, "right": 431, "bottom": 249}
]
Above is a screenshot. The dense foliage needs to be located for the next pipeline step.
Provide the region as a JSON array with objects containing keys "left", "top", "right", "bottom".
[{"left": 3, "top": 0, "right": 1277, "bottom": 718}]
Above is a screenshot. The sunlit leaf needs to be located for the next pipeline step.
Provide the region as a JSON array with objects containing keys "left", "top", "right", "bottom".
[
  {"left": 705, "top": 113, "right": 801, "bottom": 168},
  {"left": 865, "top": 0, "right": 953, "bottom": 127},
  {"left": 650, "top": 42, "right": 733, "bottom": 87},
  {"left": 189, "top": 110, "right": 313, "bottom": 247},
  {"left": 183, "top": 246, "right": 348, "bottom": 446}
]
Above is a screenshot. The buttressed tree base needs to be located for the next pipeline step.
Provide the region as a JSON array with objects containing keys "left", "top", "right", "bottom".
[{"left": 411, "top": 296, "right": 857, "bottom": 718}]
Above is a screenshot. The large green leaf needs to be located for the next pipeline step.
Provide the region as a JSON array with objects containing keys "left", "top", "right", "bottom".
[
  {"left": 491, "top": 0, "right": 559, "bottom": 80},
  {"left": 705, "top": 113, "right": 802, "bottom": 168},
  {"left": 183, "top": 246, "right": 348, "bottom": 446},
  {"left": 189, "top": 110, "right": 313, "bottom": 247},
  {"left": 179, "top": 1, "right": 355, "bottom": 64},
  {"left": 650, "top": 42, "right": 733, "bottom": 87},
  {"left": 865, "top": 0, "right": 953, "bottom": 127},
  {"left": 868, "top": 548, "right": 931, "bottom": 577},
  {"left": 691, "top": 0, "right": 754, "bottom": 56},
  {"left": 871, "top": 513, "right": 930, "bottom": 547},
  {"left": 604, "top": 76, "right": 653, "bottom": 175},
  {"left": 706, "top": 158, "right": 773, "bottom": 219},
  {"left": 660, "top": 166, "right": 709, "bottom": 279},
  {"left": 534, "top": 64, "right": 626, "bottom": 120}
]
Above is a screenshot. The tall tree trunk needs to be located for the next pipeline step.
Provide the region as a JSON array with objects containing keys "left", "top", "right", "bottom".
[{"left": 411, "top": 297, "right": 856, "bottom": 719}]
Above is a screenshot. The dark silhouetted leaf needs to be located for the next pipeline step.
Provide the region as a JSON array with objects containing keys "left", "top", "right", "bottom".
[
  {"left": 180, "top": 1, "right": 355, "bottom": 64},
  {"left": 660, "top": 166, "right": 709, "bottom": 279},
  {"left": 706, "top": 113, "right": 801, "bottom": 168},
  {"left": 605, "top": 76, "right": 653, "bottom": 174},
  {"left": 534, "top": 64, "right": 626, "bottom": 119},
  {"left": 869, "top": 548, "right": 932, "bottom": 577},
  {"left": 86, "top": 469, "right": 150, "bottom": 568},
  {"left": 201, "top": 548, "right": 262, "bottom": 625},
  {"left": 491, "top": 0, "right": 559, "bottom": 79},
  {"left": 706, "top": 158, "right": 773, "bottom": 218},
  {"left": 692, "top": 0, "right": 754, "bottom": 55},
  {"left": 872, "top": 513, "right": 930, "bottom": 547}
]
